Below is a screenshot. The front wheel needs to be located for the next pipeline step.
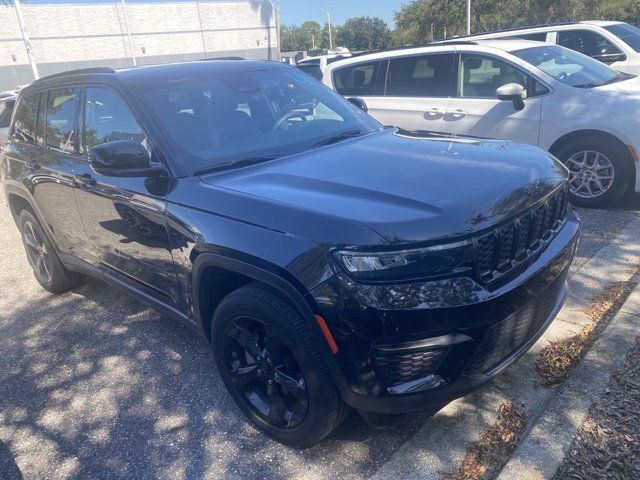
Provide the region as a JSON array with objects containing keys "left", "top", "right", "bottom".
[
  {"left": 211, "top": 284, "right": 349, "bottom": 447},
  {"left": 555, "top": 138, "right": 632, "bottom": 208}
]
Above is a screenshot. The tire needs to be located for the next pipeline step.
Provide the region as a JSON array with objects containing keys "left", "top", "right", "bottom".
[
  {"left": 18, "top": 210, "right": 85, "bottom": 293},
  {"left": 554, "top": 137, "right": 632, "bottom": 208},
  {"left": 211, "top": 283, "right": 349, "bottom": 447}
]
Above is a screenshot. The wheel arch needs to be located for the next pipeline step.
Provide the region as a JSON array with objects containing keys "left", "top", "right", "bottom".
[
  {"left": 548, "top": 129, "right": 636, "bottom": 192},
  {"left": 192, "top": 252, "right": 321, "bottom": 342},
  {"left": 6, "top": 190, "right": 37, "bottom": 224}
]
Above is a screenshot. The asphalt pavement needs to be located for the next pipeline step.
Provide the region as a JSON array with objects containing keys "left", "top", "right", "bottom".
[{"left": 1, "top": 194, "right": 639, "bottom": 480}]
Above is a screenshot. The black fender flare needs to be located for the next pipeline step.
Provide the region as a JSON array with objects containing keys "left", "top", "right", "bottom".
[{"left": 191, "top": 252, "right": 351, "bottom": 397}]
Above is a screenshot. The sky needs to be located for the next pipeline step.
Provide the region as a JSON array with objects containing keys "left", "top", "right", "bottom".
[
  {"left": 279, "top": 0, "right": 401, "bottom": 27},
  {"left": 23, "top": 0, "right": 403, "bottom": 28}
]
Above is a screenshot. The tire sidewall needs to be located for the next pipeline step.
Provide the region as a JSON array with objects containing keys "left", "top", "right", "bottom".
[
  {"left": 211, "top": 288, "right": 336, "bottom": 447},
  {"left": 556, "top": 139, "right": 632, "bottom": 208},
  {"left": 18, "top": 210, "right": 60, "bottom": 291}
]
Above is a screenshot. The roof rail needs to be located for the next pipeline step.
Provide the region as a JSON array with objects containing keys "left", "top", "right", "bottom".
[
  {"left": 350, "top": 41, "right": 478, "bottom": 57},
  {"left": 32, "top": 67, "right": 116, "bottom": 84},
  {"left": 438, "top": 21, "right": 579, "bottom": 42}
]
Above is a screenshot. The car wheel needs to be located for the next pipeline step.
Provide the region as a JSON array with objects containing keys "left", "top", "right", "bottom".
[
  {"left": 555, "top": 138, "right": 632, "bottom": 208},
  {"left": 18, "top": 210, "right": 85, "bottom": 293},
  {"left": 212, "top": 283, "right": 349, "bottom": 447}
]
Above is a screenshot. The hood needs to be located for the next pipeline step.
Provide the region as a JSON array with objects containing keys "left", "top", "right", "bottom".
[
  {"left": 588, "top": 76, "right": 640, "bottom": 99},
  {"left": 201, "top": 129, "right": 567, "bottom": 245}
]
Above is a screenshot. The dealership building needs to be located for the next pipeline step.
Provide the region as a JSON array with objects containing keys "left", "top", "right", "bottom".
[{"left": 0, "top": 0, "right": 278, "bottom": 91}]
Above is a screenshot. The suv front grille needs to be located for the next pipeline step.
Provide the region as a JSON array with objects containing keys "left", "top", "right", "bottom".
[
  {"left": 475, "top": 186, "right": 569, "bottom": 281},
  {"left": 374, "top": 347, "right": 449, "bottom": 388},
  {"left": 465, "top": 266, "right": 568, "bottom": 375}
]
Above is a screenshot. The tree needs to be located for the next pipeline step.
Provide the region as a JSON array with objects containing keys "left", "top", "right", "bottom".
[{"left": 337, "top": 17, "right": 392, "bottom": 51}]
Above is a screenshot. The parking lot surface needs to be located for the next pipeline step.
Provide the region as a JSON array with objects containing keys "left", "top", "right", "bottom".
[{"left": 1, "top": 195, "right": 639, "bottom": 480}]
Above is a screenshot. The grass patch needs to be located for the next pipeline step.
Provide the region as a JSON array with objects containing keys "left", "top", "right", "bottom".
[
  {"left": 442, "top": 402, "right": 531, "bottom": 480},
  {"left": 536, "top": 281, "right": 634, "bottom": 387}
]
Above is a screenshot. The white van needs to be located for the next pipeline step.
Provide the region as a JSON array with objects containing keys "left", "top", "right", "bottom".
[{"left": 324, "top": 39, "right": 640, "bottom": 207}]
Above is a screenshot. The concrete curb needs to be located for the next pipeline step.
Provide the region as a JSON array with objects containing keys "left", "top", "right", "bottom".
[
  {"left": 369, "top": 219, "right": 640, "bottom": 480},
  {"left": 496, "top": 283, "right": 640, "bottom": 480}
]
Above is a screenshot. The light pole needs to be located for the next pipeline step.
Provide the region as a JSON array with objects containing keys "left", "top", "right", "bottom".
[
  {"left": 467, "top": 0, "right": 471, "bottom": 35},
  {"left": 327, "top": 12, "right": 333, "bottom": 50},
  {"left": 120, "top": 0, "right": 137, "bottom": 66},
  {"left": 13, "top": 0, "right": 39, "bottom": 80}
]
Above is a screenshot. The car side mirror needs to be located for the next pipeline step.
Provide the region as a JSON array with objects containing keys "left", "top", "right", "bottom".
[
  {"left": 496, "top": 83, "right": 526, "bottom": 111},
  {"left": 347, "top": 97, "right": 368, "bottom": 112},
  {"left": 89, "top": 140, "right": 159, "bottom": 177},
  {"left": 591, "top": 46, "right": 627, "bottom": 64}
]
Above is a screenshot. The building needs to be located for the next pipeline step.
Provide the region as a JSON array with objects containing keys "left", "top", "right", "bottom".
[{"left": 0, "top": 0, "right": 279, "bottom": 91}]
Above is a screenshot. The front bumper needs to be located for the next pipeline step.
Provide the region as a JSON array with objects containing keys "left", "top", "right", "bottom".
[{"left": 311, "top": 210, "right": 580, "bottom": 414}]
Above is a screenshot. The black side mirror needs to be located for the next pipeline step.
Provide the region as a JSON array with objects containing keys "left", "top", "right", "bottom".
[
  {"left": 347, "top": 97, "right": 368, "bottom": 112},
  {"left": 591, "top": 46, "right": 627, "bottom": 64},
  {"left": 496, "top": 83, "right": 526, "bottom": 111},
  {"left": 89, "top": 140, "right": 158, "bottom": 177}
]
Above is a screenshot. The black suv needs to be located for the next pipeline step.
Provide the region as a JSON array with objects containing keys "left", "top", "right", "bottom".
[{"left": 1, "top": 61, "right": 579, "bottom": 447}]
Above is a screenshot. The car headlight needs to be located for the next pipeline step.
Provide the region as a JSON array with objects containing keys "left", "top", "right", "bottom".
[{"left": 333, "top": 239, "right": 473, "bottom": 283}]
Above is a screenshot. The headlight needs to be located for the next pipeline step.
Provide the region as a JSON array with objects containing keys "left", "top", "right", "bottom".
[{"left": 333, "top": 239, "right": 472, "bottom": 283}]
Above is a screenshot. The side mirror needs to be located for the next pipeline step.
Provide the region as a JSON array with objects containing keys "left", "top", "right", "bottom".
[
  {"left": 496, "top": 83, "right": 526, "bottom": 111},
  {"left": 347, "top": 97, "right": 368, "bottom": 113},
  {"left": 89, "top": 140, "right": 156, "bottom": 177},
  {"left": 591, "top": 46, "right": 627, "bottom": 64}
]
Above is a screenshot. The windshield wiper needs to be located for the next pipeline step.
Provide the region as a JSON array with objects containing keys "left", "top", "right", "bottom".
[
  {"left": 193, "top": 155, "right": 282, "bottom": 176},
  {"left": 575, "top": 74, "right": 634, "bottom": 88},
  {"left": 311, "top": 129, "right": 364, "bottom": 148}
]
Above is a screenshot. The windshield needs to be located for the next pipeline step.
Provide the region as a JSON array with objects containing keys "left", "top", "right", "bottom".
[
  {"left": 512, "top": 44, "right": 630, "bottom": 87},
  {"left": 141, "top": 67, "right": 380, "bottom": 174},
  {"left": 604, "top": 23, "right": 640, "bottom": 52}
]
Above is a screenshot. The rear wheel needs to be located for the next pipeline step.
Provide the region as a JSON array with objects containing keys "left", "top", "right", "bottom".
[
  {"left": 555, "top": 138, "right": 632, "bottom": 208},
  {"left": 212, "top": 283, "right": 349, "bottom": 447},
  {"left": 18, "top": 210, "right": 85, "bottom": 293}
]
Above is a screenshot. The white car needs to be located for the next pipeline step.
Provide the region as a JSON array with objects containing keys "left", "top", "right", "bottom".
[
  {"left": 298, "top": 53, "right": 352, "bottom": 73},
  {"left": 323, "top": 39, "right": 640, "bottom": 207},
  {"left": 450, "top": 21, "right": 640, "bottom": 74}
]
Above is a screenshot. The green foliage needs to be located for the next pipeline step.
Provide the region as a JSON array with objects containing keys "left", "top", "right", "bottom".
[
  {"left": 337, "top": 17, "right": 392, "bottom": 50},
  {"left": 394, "top": 0, "right": 640, "bottom": 43}
]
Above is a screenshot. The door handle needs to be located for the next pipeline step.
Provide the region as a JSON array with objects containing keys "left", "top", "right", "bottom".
[{"left": 74, "top": 173, "right": 97, "bottom": 187}]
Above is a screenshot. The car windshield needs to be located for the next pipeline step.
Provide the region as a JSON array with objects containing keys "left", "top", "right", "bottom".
[
  {"left": 604, "top": 23, "right": 640, "bottom": 52},
  {"left": 141, "top": 67, "right": 381, "bottom": 174},
  {"left": 512, "top": 44, "right": 632, "bottom": 88}
]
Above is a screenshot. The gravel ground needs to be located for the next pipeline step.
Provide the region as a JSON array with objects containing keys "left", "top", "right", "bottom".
[{"left": 1, "top": 195, "right": 640, "bottom": 480}]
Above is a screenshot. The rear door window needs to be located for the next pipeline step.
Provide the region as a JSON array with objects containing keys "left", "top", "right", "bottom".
[
  {"left": 12, "top": 94, "right": 38, "bottom": 144},
  {"left": 386, "top": 54, "right": 456, "bottom": 97},
  {"left": 46, "top": 87, "right": 80, "bottom": 154},
  {"left": 332, "top": 61, "right": 386, "bottom": 96},
  {"left": 557, "top": 29, "right": 621, "bottom": 57}
]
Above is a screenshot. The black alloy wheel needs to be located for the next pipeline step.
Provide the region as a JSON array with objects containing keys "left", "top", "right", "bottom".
[
  {"left": 22, "top": 218, "right": 54, "bottom": 286},
  {"left": 223, "top": 316, "right": 309, "bottom": 429}
]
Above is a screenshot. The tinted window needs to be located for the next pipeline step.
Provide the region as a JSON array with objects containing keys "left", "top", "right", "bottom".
[
  {"left": 459, "top": 54, "right": 527, "bottom": 97},
  {"left": 332, "top": 61, "right": 385, "bottom": 96},
  {"left": 0, "top": 99, "right": 14, "bottom": 129},
  {"left": 386, "top": 54, "right": 455, "bottom": 97},
  {"left": 558, "top": 29, "right": 621, "bottom": 57},
  {"left": 296, "top": 64, "right": 323, "bottom": 81},
  {"left": 513, "top": 45, "right": 630, "bottom": 88},
  {"left": 46, "top": 88, "right": 79, "bottom": 154},
  {"left": 517, "top": 32, "right": 548, "bottom": 42},
  {"left": 85, "top": 87, "right": 145, "bottom": 149},
  {"left": 141, "top": 68, "right": 380, "bottom": 174},
  {"left": 12, "top": 94, "right": 38, "bottom": 144},
  {"left": 36, "top": 93, "right": 46, "bottom": 146},
  {"left": 604, "top": 23, "right": 640, "bottom": 52}
]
